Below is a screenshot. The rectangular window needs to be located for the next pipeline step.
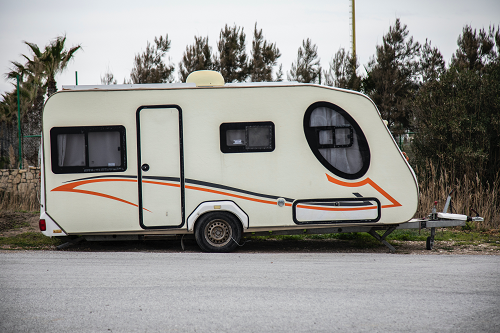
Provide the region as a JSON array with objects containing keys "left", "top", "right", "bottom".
[
  {"left": 315, "top": 126, "right": 353, "bottom": 149},
  {"left": 50, "top": 126, "right": 126, "bottom": 174},
  {"left": 220, "top": 122, "right": 275, "bottom": 153}
]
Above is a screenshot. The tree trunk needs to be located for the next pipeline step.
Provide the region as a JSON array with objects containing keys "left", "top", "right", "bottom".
[{"left": 47, "top": 76, "right": 57, "bottom": 98}]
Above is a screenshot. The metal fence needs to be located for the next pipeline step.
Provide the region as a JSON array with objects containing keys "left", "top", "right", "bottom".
[{"left": 0, "top": 121, "right": 40, "bottom": 168}]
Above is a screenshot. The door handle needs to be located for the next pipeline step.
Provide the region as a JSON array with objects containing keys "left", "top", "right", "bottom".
[{"left": 141, "top": 164, "right": 150, "bottom": 172}]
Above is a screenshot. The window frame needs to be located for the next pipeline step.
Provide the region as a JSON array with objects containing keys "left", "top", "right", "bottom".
[
  {"left": 303, "top": 101, "right": 370, "bottom": 179},
  {"left": 220, "top": 121, "right": 275, "bottom": 153},
  {"left": 316, "top": 125, "right": 354, "bottom": 148},
  {"left": 50, "top": 125, "right": 127, "bottom": 174}
]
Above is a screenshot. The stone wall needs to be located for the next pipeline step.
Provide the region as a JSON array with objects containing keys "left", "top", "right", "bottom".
[{"left": 0, "top": 167, "right": 40, "bottom": 195}]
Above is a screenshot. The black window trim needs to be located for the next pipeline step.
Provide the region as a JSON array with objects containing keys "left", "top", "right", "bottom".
[
  {"left": 50, "top": 125, "right": 127, "bottom": 174},
  {"left": 220, "top": 121, "right": 275, "bottom": 153},
  {"left": 315, "top": 125, "right": 354, "bottom": 148},
  {"left": 303, "top": 101, "right": 370, "bottom": 179},
  {"left": 292, "top": 197, "right": 381, "bottom": 224}
]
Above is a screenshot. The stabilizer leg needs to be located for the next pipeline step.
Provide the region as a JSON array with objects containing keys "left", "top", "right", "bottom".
[
  {"left": 426, "top": 227, "right": 436, "bottom": 250},
  {"left": 368, "top": 227, "right": 396, "bottom": 252},
  {"left": 56, "top": 236, "right": 85, "bottom": 250}
]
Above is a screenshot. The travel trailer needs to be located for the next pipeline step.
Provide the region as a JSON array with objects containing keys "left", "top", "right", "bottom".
[{"left": 39, "top": 70, "right": 423, "bottom": 252}]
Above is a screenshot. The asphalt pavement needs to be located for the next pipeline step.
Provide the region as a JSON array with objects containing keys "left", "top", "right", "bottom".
[{"left": 1, "top": 252, "right": 499, "bottom": 332}]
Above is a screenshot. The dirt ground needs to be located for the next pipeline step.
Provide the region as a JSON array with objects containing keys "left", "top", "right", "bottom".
[{"left": 1, "top": 211, "right": 499, "bottom": 254}]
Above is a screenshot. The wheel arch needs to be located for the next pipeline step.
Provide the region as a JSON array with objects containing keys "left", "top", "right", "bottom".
[{"left": 187, "top": 201, "right": 249, "bottom": 232}]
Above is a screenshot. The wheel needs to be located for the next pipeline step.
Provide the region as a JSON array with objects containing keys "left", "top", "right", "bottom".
[
  {"left": 194, "top": 212, "right": 243, "bottom": 253},
  {"left": 426, "top": 236, "right": 434, "bottom": 250}
]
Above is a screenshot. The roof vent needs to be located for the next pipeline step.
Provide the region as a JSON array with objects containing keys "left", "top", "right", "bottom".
[{"left": 186, "top": 70, "right": 225, "bottom": 87}]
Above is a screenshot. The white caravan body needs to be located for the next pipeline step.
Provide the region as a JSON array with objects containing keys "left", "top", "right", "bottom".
[{"left": 40, "top": 75, "right": 418, "bottom": 251}]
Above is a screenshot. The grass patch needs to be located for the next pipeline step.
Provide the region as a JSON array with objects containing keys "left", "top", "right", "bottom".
[
  {"left": 247, "top": 229, "right": 500, "bottom": 245},
  {"left": 0, "top": 232, "right": 62, "bottom": 249}
]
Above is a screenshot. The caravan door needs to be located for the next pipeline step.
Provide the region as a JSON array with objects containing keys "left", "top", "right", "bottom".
[{"left": 137, "top": 105, "right": 184, "bottom": 229}]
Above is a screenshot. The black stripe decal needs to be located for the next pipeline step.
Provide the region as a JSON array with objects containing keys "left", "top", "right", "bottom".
[
  {"left": 64, "top": 175, "right": 138, "bottom": 183},
  {"left": 185, "top": 178, "right": 294, "bottom": 202},
  {"left": 63, "top": 175, "right": 294, "bottom": 202}
]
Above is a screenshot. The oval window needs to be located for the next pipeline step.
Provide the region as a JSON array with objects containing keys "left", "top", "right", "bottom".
[{"left": 303, "top": 102, "right": 370, "bottom": 179}]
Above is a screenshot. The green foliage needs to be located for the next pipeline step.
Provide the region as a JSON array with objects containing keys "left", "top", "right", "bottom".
[
  {"left": 324, "top": 47, "right": 361, "bottom": 91},
  {"left": 1, "top": 35, "right": 79, "bottom": 133},
  {"left": 274, "top": 64, "right": 284, "bottom": 82},
  {"left": 178, "top": 36, "right": 214, "bottom": 82},
  {"left": 363, "top": 19, "right": 420, "bottom": 135},
  {"left": 419, "top": 39, "right": 445, "bottom": 83},
  {"left": 248, "top": 229, "right": 499, "bottom": 245},
  {"left": 288, "top": 38, "right": 320, "bottom": 83},
  {"left": 215, "top": 24, "right": 249, "bottom": 83},
  {"left": 451, "top": 25, "right": 498, "bottom": 71},
  {"left": 37, "top": 36, "right": 81, "bottom": 97},
  {"left": 0, "top": 156, "right": 9, "bottom": 169},
  {"left": 130, "top": 35, "right": 174, "bottom": 84},
  {"left": 249, "top": 24, "right": 281, "bottom": 82},
  {"left": 101, "top": 69, "right": 117, "bottom": 85},
  {"left": 412, "top": 26, "right": 500, "bottom": 185},
  {"left": 0, "top": 232, "right": 61, "bottom": 249}
]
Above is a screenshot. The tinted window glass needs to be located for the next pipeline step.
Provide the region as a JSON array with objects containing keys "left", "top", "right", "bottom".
[
  {"left": 88, "top": 131, "right": 121, "bottom": 167},
  {"left": 51, "top": 126, "right": 126, "bottom": 174},
  {"left": 304, "top": 102, "right": 370, "bottom": 179},
  {"left": 220, "top": 122, "right": 275, "bottom": 153},
  {"left": 57, "top": 133, "right": 85, "bottom": 166},
  {"left": 247, "top": 126, "right": 272, "bottom": 149}
]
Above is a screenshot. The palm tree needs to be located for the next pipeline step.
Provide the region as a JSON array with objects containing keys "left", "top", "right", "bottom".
[
  {"left": 38, "top": 35, "right": 81, "bottom": 97},
  {"left": 6, "top": 56, "right": 45, "bottom": 116}
]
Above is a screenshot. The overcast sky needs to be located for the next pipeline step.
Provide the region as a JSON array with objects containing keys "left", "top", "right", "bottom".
[{"left": 1, "top": 0, "right": 499, "bottom": 96}]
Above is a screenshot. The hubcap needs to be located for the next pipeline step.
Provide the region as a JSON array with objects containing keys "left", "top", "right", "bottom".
[{"left": 205, "top": 219, "right": 232, "bottom": 247}]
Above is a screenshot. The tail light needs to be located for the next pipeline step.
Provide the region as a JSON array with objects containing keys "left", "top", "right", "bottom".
[{"left": 39, "top": 219, "right": 46, "bottom": 231}]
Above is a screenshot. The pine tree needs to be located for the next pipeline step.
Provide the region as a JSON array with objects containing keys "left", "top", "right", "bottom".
[
  {"left": 275, "top": 64, "right": 283, "bottom": 82},
  {"left": 362, "top": 19, "right": 420, "bottom": 135},
  {"left": 101, "top": 68, "right": 117, "bottom": 85},
  {"left": 178, "top": 36, "right": 214, "bottom": 82},
  {"left": 451, "top": 25, "right": 498, "bottom": 71},
  {"left": 324, "top": 47, "right": 361, "bottom": 91},
  {"left": 130, "top": 35, "right": 174, "bottom": 84},
  {"left": 413, "top": 25, "right": 500, "bottom": 184},
  {"left": 249, "top": 24, "right": 281, "bottom": 82},
  {"left": 288, "top": 38, "right": 321, "bottom": 83},
  {"left": 214, "top": 25, "right": 249, "bottom": 83},
  {"left": 419, "top": 39, "right": 445, "bottom": 83}
]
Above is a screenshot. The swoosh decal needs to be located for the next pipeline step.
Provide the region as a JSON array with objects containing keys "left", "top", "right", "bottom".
[
  {"left": 52, "top": 178, "right": 152, "bottom": 212},
  {"left": 325, "top": 174, "right": 401, "bottom": 208},
  {"left": 52, "top": 177, "right": 292, "bottom": 209},
  {"left": 51, "top": 174, "right": 400, "bottom": 213}
]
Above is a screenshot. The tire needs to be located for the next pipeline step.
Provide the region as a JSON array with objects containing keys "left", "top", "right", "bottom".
[
  {"left": 426, "top": 236, "right": 434, "bottom": 250},
  {"left": 194, "top": 212, "right": 243, "bottom": 253}
]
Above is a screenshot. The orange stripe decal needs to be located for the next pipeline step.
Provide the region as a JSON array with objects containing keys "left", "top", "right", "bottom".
[
  {"left": 51, "top": 176, "right": 400, "bottom": 213},
  {"left": 51, "top": 178, "right": 283, "bottom": 210},
  {"left": 325, "top": 173, "right": 401, "bottom": 208},
  {"left": 185, "top": 185, "right": 278, "bottom": 205},
  {"left": 51, "top": 179, "right": 152, "bottom": 212}
]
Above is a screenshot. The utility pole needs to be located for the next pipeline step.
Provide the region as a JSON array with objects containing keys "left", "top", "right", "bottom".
[
  {"left": 350, "top": 0, "right": 356, "bottom": 70},
  {"left": 16, "top": 75, "right": 22, "bottom": 169}
]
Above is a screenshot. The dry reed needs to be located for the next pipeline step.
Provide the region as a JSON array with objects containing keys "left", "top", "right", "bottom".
[
  {"left": 0, "top": 191, "right": 40, "bottom": 212},
  {"left": 414, "top": 161, "right": 500, "bottom": 230}
]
